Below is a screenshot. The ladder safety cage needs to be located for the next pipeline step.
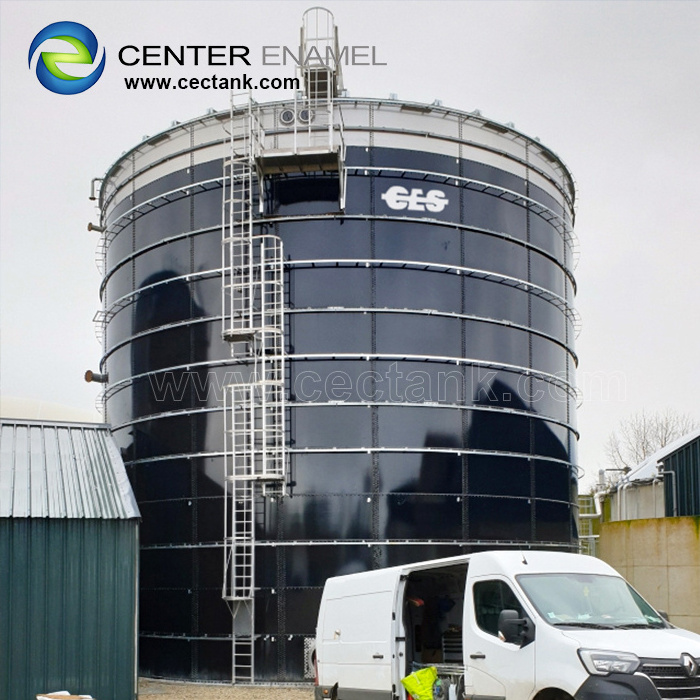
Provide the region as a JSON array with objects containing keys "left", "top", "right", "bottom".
[
  {"left": 220, "top": 9, "right": 347, "bottom": 683},
  {"left": 221, "top": 91, "right": 287, "bottom": 684},
  {"left": 222, "top": 93, "right": 266, "bottom": 342}
]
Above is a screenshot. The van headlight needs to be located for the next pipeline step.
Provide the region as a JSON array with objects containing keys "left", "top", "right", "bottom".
[{"left": 578, "top": 649, "right": 640, "bottom": 675}]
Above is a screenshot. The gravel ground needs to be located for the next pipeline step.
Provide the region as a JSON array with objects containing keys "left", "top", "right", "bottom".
[{"left": 138, "top": 678, "right": 314, "bottom": 700}]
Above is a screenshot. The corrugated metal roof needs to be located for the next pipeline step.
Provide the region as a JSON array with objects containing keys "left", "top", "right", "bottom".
[
  {"left": 0, "top": 419, "right": 140, "bottom": 519},
  {"left": 624, "top": 427, "right": 700, "bottom": 483}
]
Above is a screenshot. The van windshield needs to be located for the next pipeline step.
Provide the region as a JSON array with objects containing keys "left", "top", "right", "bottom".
[{"left": 516, "top": 573, "right": 666, "bottom": 629}]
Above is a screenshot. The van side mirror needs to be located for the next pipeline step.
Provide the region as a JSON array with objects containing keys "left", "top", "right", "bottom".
[
  {"left": 658, "top": 610, "right": 670, "bottom": 623},
  {"left": 498, "top": 609, "right": 534, "bottom": 646}
]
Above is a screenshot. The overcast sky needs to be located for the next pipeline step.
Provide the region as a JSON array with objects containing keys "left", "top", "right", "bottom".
[{"left": 1, "top": 0, "right": 699, "bottom": 489}]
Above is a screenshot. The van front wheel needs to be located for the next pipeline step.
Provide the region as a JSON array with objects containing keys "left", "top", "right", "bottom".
[{"left": 534, "top": 690, "right": 575, "bottom": 700}]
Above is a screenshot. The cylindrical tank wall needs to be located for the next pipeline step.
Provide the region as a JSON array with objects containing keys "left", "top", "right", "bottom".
[{"left": 98, "top": 99, "right": 578, "bottom": 681}]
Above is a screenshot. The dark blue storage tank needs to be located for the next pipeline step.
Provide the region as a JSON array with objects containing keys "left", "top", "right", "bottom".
[{"left": 95, "top": 94, "right": 579, "bottom": 682}]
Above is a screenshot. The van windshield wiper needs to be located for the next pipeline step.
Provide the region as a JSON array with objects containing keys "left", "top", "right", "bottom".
[
  {"left": 614, "top": 623, "right": 664, "bottom": 629},
  {"left": 553, "top": 621, "right": 615, "bottom": 629}
]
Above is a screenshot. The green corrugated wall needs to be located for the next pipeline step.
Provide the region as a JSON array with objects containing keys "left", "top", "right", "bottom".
[
  {"left": 666, "top": 435, "right": 700, "bottom": 517},
  {"left": 0, "top": 518, "right": 138, "bottom": 700}
]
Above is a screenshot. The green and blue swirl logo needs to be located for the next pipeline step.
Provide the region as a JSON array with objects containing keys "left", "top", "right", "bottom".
[{"left": 28, "top": 22, "right": 106, "bottom": 95}]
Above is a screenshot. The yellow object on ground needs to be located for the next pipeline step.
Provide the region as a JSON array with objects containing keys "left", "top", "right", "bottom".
[{"left": 401, "top": 666, "right": 438, "bottom": 700}]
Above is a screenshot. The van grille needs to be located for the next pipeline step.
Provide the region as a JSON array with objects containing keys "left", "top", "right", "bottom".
[{"left": 641, "top": 661, "right": 700, "bottom": 700}]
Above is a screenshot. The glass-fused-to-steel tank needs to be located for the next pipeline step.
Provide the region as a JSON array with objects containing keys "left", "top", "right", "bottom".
[{"left": 93, "top": 12, "right": 579, "bottom": 683}]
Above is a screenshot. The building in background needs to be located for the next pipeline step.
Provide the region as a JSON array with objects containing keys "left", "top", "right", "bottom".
[
  {"left": 0, "top": 419, "right": 140, "bottom": 700},
  {"left": 88, "top": 8, "right": 580, "bottom": 682},
  {"left": 602, "top": 427, "right": 700, "bottom": 522},
  {"left": 591, "top": 428, "right": 700, "bottom": 633}
]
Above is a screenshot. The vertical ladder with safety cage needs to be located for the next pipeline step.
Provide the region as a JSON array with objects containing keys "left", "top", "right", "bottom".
[
  {"left": 221, "top": 93, "right": 286, "bottom": 684},
  {"left": 221, "top": 7, "right": 347, "bottom": 683}
]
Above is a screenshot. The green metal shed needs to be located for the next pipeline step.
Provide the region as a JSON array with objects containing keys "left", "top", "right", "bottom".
[{"left": 0, "top": 419, "right": 140, "bottom": 700}]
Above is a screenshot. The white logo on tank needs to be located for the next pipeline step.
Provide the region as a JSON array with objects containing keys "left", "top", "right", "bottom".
[{"left": 380, "top": 186, "right": 449, "bottom": 213}]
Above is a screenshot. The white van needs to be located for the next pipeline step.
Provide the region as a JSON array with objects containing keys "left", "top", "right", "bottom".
[{"left": 314, "top": 550, "right": 700, "bottom": 700}]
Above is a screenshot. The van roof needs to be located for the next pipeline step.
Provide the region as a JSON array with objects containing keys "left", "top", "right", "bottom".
[
  {"left": 322, "top": 550, "right": 617, "bottom": 595},
  {"left": 467, "top": 550, "right": 616, "bottom": 578}
]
